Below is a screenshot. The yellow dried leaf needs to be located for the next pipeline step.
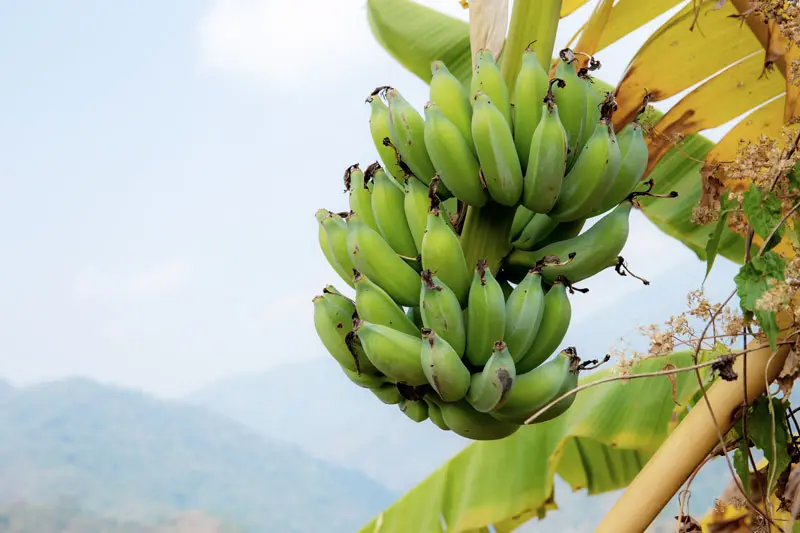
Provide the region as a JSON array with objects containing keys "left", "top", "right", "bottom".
[
  {"left": 596, "top": 0, "right": 685, "bottom": 53},
  {"left": 560, "top": 0, "right": 590, "bottom": 18},
  {"left": 574, "top": 0, "right": 614, "bottom": 66},
  {"left": 613, "top": 0, "right": 762, "bottom": 128},
  {"left": 644, "top": 51, "right": 785, "bottom": 175}
]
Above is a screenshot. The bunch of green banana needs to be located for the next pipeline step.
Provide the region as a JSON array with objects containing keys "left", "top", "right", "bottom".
[{"left": 310, "top": 46, "right": 677, "bottom": 441}]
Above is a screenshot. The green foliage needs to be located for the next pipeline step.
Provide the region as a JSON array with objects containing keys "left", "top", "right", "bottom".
[
  {"left": 742, "top": 184, "right": 784, "bottom": 252},
  {"left": 367, "top": 0, "right": 471, "bottom": 85},
  {"left": 748, "top": 395, "right": 791, "bottom": 495},
  {"left": 704, "top": 194, "right": 734, "bottom": 283},
  {"left": 734, "top": 251, "right": 786, "bottom": 350}
]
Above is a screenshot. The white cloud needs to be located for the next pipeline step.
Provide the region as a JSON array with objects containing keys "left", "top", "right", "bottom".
[{"left": 72, "top": 259, "right": 190, "bottom": 301}]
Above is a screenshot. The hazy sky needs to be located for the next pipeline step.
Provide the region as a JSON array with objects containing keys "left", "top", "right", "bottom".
[{"left": 0, "top": 0, "right": 748, "bottom": 398}]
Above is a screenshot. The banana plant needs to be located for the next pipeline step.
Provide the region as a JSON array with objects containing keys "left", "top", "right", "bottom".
[{"left": 357, "top": 0, "right": 800, "bottom": 531}]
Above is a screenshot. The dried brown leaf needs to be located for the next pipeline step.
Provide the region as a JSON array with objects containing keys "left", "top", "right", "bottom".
[
  {"left": 786, "top": 463, "right": 800, "bottom": 519},
  {"left": 468, "top": 0, "right": 508, "bottom": 64},
  {"left": 778, "top": 349, "right": 800, "bottom": 397},
  {"left": 674, "top": 514, "right": 702, "bottom": 532},
  {"left": 663, "top": 363, "right": 681, "bottom": 406}
]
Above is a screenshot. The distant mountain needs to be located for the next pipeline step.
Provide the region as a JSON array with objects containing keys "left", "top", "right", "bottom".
[
  {"left": 0, "top": 378, "right": 395, "bottom": 533},
  {"left": 0, "top": 500, "right": 238, "bottom": 533},
  {"left": 186, "top": 356, "right": 470, "bottom": 493}
]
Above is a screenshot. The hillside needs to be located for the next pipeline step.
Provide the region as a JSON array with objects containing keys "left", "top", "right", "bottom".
[
  {"left": 0, "top": 500, "right": 239, "bottom": 533},
  {"left": 0, "top": 378, "right": 396, "bottom": 533},
  {"left": 186, "top": 356, "right": 470, "bottom": 492}
]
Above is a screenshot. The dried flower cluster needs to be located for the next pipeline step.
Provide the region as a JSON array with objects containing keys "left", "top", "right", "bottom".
[
  {"left": 752, "top": 0, "right": 800, "bottom": 45},
  {"left": 610, "top": 289, "right": 744, "bottom": 376}
]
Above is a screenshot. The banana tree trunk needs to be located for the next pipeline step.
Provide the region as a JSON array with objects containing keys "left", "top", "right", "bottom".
[{"left": 595, "top": 312, "right": 796, "bottom": 532}]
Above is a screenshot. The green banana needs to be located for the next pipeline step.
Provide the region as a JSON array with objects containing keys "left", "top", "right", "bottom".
[
  {"left": 512, "top": 213, "right": 559, "bottom": 251},
  {"left": 367, "top": 90, "right": 407, "bottom": 182},
  {"left": 492, "top": 347, "right": 580, "bottom": 425},
  {"left": 504, "top": 268, "right": 546, "bottom": 362},
  {"left": 385, "top": 87, "right": 438, "bottom": 188},
  {"left": 404, "top": 176, "right": 431, "bottom": 251},
  {"left": 322, "top": 285, "right": 355, "bottom": 313},
  {"left": 346, "top": 212, "right": 421, "bottom": 307},
  {"left": 547, "top": 118, "right": 619, "bottom": 223},
  {"left": 406, "top": 305, "right": 423, "bottom": 329},
  {"left": 353, "top": 270, "right": 420, "bottom": 337},
  {"left": 465, "top": 341, "right": 517, "bottom": 413},
  {"left": 399, "top": 398, "right": 429, "bottom": 422},
  {"left": 521, "top": 80, "right": 568, "bottom": 214},
  {"left": 552, "top": 50, "right": 587, "bottom": 169},
  {"left": 470, "top": 49, "right": 512, "bottom": 127},
  {"left": 425, "top": 398, "right": 450, "bottom": 430},
  {"left": 420, "top": 328, "right": 471, "bottom": 402},
  {"left": 510, "top": 206, "right": 536, "bottom": 242},
  {"left": 465, "top": 259, "right": 506, "bottom": 367},
  {"left": 368, "top": 163, "right": 418, "bottom": 259},
  {"left": 420, "top": 270, "right": 467, "bottom": 357},
  {"left": 312, "top": 294, "right": 364, "bottom": 374},
  {"left": 427, "top": 395, "right": 520, "bottom": 440},
  {"left": 342, "top": 366, "right": 386, "bottom": 389},
  {"left": 430, "top": 61, "right": 474, "bottom": 151},
  {"left": 423, "top": 102, "right": 487, "bottom": 207},
  {"left": 320, "top": 211, "right": 356, "bottom": 286},
  {"left": 372, "top": 383, "right": 403, "bottom": 405},
  {"left": 516, "top": 279, "right": 572, "bottom": 374},
  {"left": 420, "top": 192, "right": 471, "bottom": 306},
  {"left": 513, "top": 48, "right": 550, "bottom": 172},
  {"left": 588, "top": 120, "right": 649, "bottom": 217},
  {"left": 507, "top": 198, "right": 634, "bottom": 284},
  {"left": 471, "top": 92, "right": 523, "bottom": 206},
  {"left": 316, "top": 209, "right": 353, "bottom": 288},
  {"left": 578, "top": 73, "right": 603, "bottom": 158},
  {"left": 344, "top": 164, "right": 379, "bottom": 233},
  {"left": 534, "top": 218, "right": 586, "bottom": 249},
  {"left": 354, "top": 319, "right": 428, "bottom": 386}
]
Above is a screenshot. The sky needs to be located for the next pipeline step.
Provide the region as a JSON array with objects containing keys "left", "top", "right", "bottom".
[{"left": 0, "top": 0, "right": 750, "bottom": 398}]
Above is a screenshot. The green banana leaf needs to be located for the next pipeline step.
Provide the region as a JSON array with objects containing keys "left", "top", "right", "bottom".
[
  {"left": 365, "top": 0, "right": 748, "bottom": 265},
  {"left": 359, "top": 351, "right": 704, "bottom": 532}
]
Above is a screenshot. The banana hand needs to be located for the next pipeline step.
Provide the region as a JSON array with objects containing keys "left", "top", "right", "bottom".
[
  {"left": 367, "top": 90, "right": 407, "bottom": 182},
  {"left": 507, "top": 199, "right": 634, "bottom": 284}
]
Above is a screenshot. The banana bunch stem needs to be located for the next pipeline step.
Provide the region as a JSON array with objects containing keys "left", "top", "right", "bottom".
[{"left": 460, "top": 202, "right": 516, "bottom": 275}]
